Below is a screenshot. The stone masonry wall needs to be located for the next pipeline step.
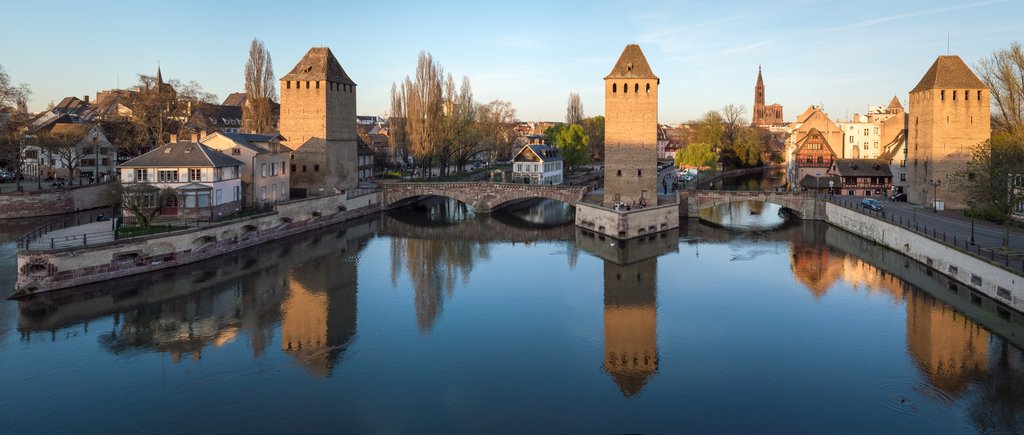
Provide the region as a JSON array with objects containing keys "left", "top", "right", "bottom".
[
  {"left": 280, "top": 78, "right": 357, "bottom": 196},
  {"left": 15, "top": 191, "right": 381, "bottom": 295},
  {"left": 604, "top": 78, "right": 659, "bottom": 205},
  {"left": 907, "top": 88, "right": 990, "bottom": 209},
  {"left": 0, "top": 182, "right": 109, "bottom": 219}
]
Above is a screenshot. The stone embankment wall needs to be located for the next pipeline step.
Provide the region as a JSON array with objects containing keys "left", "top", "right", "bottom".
[
  {"left": 0, "top": 183, "right": 109, "bottom": 219},
  {"left": 14, "top": 191, "right": 380, "bottom": 295},
  {"left": 823, "top": 202, "right": 1022, "bottom": 313},
  {"left": 576, "top": 202, "right": 679, "bottom": 239}
]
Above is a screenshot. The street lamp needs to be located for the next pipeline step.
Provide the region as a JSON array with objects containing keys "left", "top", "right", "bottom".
[
  {"left": 828, "top": 180, "right": 834, "bottom": 198},
  {"left": 929, "top": 179, "right": 941, "bottom": 213},
  {"left": 967, "top": 198, "right": 976, "bottom": 245}
]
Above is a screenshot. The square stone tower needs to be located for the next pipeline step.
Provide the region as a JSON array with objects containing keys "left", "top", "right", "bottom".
[
  {"left": 604, "top": 44, "right": 659, "bottom": 205},
  {"left": 907, "top": 55, "right": 990, "bottom": 209},
  {"left": 280, "top": 47, "right": 358, "bottom": 197}
]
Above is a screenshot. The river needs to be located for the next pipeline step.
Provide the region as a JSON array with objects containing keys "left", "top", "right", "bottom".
[{"left": 0, "top": 199, "right": 1022, "bottom": 433}]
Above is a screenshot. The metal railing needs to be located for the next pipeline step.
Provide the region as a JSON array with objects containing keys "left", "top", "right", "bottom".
[
  {"left": 16, "top": 209, "right": 115, "bottom": 250},
  {"left": 825, "top": 196, "right": 1024, "bottom": 274}
]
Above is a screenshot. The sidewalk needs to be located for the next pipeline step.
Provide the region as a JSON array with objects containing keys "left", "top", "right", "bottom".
[{"left": 27, "top": 220, "right": 115, "bottom": 250}]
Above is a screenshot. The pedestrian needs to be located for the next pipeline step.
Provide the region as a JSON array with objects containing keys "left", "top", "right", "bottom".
[{"left": 662, "top": 178, "right": 667, "bottom": 194}]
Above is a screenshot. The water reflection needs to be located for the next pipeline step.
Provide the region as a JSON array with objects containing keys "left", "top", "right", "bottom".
[
  {"left": 4, "top": 200, "right": 1024, "bottom": 432},
  {"left": 712, "top": 167, "right": 786, "bottom": 191},
  {"left": 698, "top": 199, "right": 787, "bottom": 231}
]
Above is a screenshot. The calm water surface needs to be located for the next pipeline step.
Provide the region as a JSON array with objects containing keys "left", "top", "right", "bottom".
[{"left": 1, "top": 199, "right": 1023, "bottom": 433}]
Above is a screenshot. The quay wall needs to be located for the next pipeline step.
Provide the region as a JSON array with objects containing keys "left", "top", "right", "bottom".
[
  {"left": 14, "top": 191, "right": 381, "bottom": 296},
  {"left": 575, "top": 202, "right": 679, "bottom": 239},
  {"left": 823, "top": 202, "right": 1023, "bottom": 313},
  {"left": 0, "top": 183, "right": 109, "bottom": 219}
]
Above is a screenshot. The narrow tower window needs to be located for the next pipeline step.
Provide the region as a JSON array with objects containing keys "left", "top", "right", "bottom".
[
  {"left": 977, "top": 90, "right": 982, "bottom": 100},
  {"left": 953, "top": 90, "right": 957, "bottom": 100},
  {"left": 940, "top": 90, "right": 945, "bottom": 101},
  {"left": 316, "top": 81, "right": 320, "bottom": 89},
  {"left": 612, "top": 83, "right": 617, "bottom": 93},
  {"left": 646, "top": 83, "right": 651, "bottom": 93},
  {"left": 634, "top": 83, "right": 639, "bottom": 93},
  {"left": 286, "top": 81, "right": 291, "bottom": 89},
  {"left": 623, "top": 83, "right": 627, "bottom": 93}
]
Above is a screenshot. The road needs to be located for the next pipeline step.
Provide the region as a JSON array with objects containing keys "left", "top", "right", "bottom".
[{"left": 828, "top": 194, "right": 1024, "bottom": 253}]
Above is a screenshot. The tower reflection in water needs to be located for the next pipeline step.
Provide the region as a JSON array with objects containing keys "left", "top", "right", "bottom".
[{"left": 577, "top": 227, "right": 678, "bottom": 397}]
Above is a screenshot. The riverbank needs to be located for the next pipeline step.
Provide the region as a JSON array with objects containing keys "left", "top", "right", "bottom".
[
  {"left": 13, "top": 190, "right": 379, "bottom": 296},
  {"left": 0, "top": 182, "right": 110, "bottom": 219}
]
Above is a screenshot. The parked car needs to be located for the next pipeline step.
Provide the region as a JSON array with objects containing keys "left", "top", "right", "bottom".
[
  {"left": 890, "top": 192, "right": 907, "bottom": 202},
  {"left": 861, "top": 198, "right": 884, "bottom": 211}
]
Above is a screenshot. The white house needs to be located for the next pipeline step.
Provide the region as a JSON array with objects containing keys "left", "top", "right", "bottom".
[
  {"left": 201, "top": 132, "right": 292, "bottom": 206},
  {"left": 512, "top": 144, "right": 563, "bottom": 185},
  {"left": 21, "top": 123, "right": 117, "bottom": 182},
  {"left": 118, "top": 141, "right": 244, "bottom": 220}
]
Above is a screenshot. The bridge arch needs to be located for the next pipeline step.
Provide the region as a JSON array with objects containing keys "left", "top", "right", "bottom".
[
  {"left": 681, "top": 191, "right": 816, "bottom": 220},
  {"left": 382, "top": 182, "right": 588, "bottom": 214}
]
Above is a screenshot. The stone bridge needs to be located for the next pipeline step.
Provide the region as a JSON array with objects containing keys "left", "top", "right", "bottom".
[
  {"left": 380, "top": 214, "right": 575, "bottom": 243},
  {"left": 381, "top": 182, "right": 589, "bottom": 214},
  {"left": 679, "top": 190, "right": 820, "bottom": 219}
]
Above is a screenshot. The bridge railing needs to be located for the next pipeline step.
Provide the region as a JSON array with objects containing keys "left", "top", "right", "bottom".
[{"left": 825, "top": 196, "right": 1024, "bottom": 274}]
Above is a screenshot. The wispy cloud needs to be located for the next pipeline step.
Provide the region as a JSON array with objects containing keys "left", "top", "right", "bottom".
[{"left": 827, "top": 0, "right": 1008, "bottom": 31}]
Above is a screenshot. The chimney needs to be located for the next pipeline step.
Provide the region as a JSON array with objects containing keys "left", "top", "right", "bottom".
[
  {"left": 169, "top": 134, "right": 177, "bottom": 143},
  {"left": 853, "top": 113, "right": 860, "bottom": 123},
  {"left": 83, "top": 95, "right": 90, "bottom": 104}
]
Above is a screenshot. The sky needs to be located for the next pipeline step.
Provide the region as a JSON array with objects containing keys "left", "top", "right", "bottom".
[{"left": 1, "top": 0, "right": 1022, "bottom": 124}]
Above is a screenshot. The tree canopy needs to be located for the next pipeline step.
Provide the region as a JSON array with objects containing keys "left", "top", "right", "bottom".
[
  {"left": 554, "top": 123, "right": 590, "bottom": 170},
  {"left": 675, "top": 143, "right": 717, "bottom": 169}
]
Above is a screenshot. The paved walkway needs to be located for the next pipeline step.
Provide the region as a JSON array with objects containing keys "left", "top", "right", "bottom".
[
  {"left": 28, "top": 220, "right": 115, "bottom": 250},
  {"left": 829, "top": 195, "right": 1024, "bottom": 253}
]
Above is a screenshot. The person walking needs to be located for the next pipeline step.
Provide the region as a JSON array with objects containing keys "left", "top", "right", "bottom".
[{"left": 662, "top": 178, "right": 668, "bottom": 194}]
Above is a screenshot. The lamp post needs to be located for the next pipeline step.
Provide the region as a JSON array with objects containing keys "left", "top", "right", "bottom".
[
  {"left": 828, "top": 180, "right": 834, "bottom": 198},
  {"left": 967, "top": 198, "right": 976, "bottom": 245},
  {"left": 929, "top": 179, "right": 941, "bottom": 212}
]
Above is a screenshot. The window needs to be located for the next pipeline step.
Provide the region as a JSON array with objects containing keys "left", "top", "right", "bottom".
[
  {"left": 281, "top": 162, "right": 286, "bottom": 174},
  {"left": 863, "top": 128, "right": 869, "bottom": 136},
  {"left": 634, "top": 83, "right": 639, "bottom": 93},
  {"left": 291, "top": 164, "right": 297, "bottom": 173},
  {"left": 286, "top": 82, "right": 291, "bottom": 89},
  {"left": 141, "top": 193, "right": 155, "bottom": 208},
  {"left": 24, "top": 149, "right": 38, "bottom": 159},
  {"left": 305, "top": 81, "right": 310, "bottom": 89},
  {"left": 900, "top": 173, "right": 906, "bottom": 181},
  {"left": 261, "top": 163, "right": 267, "bottom": 178},
  {"left": 198, "top": 192, "right": 210, "bottom": 207},
  {"left": 848, "top": 135, "right": 854, "bottom": 142},
  {"left": 953, "top": 90, "right": 957, "bottom": 100},
  {"left": 260, "top": 186, "right": 266, "bottom": 202},
  {"left": 215, "top": 189, "right": 222, "bottom": 205},
  {"left": 612, "top": 83, "right": 617, "bottom": 93},
  {"left": 617, "top": 170, "right": 622, "bottom": 177},
  {"left": 646, "top": 83, "right": 651, "bottom": 93},
  {"left": 302, "top": 165, "right": 307, "bottom": 172},
  {"left": 233, "top": 186, "right": 240, "bottom": 202},
  {"left": 135, "top": 169, "right": 148, "bottom": 182},
  {"left": 189, "top": 168, "right": 202, "bottom": 181},
  {"left": 941, "top": 90, "right": 945, "bottom": 100},
  {"left": 231, "top": 148, "right": 241, "bottom": 155},
  {"left": 158, "top": 170, "right": 178, "bottom": 182},
  {"left": 314, "top": 164, "right": 320, "bottom": 172},
  {"left": 315, "top": 81, "right": 320, "bottom": 89},
  {"left": 271, "top": 163, "right": 278, "bottom": 176},
  {"left": 977, "top": 90, "right": 982, "bottom": 100},
  {"left": 623, "top": 83, "right": 627, "bottom": 93},
  {"left": 637, "top": 169, "right": 642, "bottom": 177}
]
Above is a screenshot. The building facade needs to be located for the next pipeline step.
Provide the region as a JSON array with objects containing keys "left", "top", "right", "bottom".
[
  {"left": 604, "top": 44, "right": 659, "bottom": 205},
  {"left": 280, "top": 47, "right": 358, "bottom": 197},
  {"left": 21, "top": 123, "right": 117, "bottom": 182},
  {"left": 828, "top": 158, "right": 893, "bottom": 197},
  {"left": 511, "top": 144, "right": 564, "bottom": 185},
  {"left": 201, "top": 132, "right": 292, "bottom": 206},
  {"left": 118, "top": 142, "right": 243, "bottom": 220},
  {"left": 907, "top": 55, "right": 990, "bottom": 210}
]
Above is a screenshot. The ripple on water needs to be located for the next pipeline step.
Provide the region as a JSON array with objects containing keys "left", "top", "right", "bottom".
[{"left": 874, "top": 377, "right": 956, "bottom": 419}]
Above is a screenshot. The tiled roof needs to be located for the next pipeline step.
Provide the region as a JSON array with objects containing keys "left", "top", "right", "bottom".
[
  {"left": 48, "top": 123, "right": 95, "bottom": 141},
  {"left": 516, "top": 144, "right": 564, "bottom": 162},
  {"left": 120, "top": 142, "right": 244, "bottom": 168},
  {"left": 203, "top": 132, "right": 290, "bottom": 155},
  {"left": 832, "top": 159, "right": 893, "bottom": 177},
  {"left": 910, "top": 55, "right": 987, "bottom": 93},
  {"left": 281, "top": 47, "right": 356, "bottom": 85},
  {"left": 799, "top": 174, "right": 841, "bottom": 189},
  {"left": 222, "top": 92, "right": 246, "bottom": 107},
  {"left": 887, "top": 96, "right": 904, "bottom": 112},
  {"left": 605, "top": 44, "right": 658, "bottom": 80}
]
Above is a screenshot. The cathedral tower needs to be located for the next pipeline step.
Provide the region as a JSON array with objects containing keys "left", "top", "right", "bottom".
[
  {"left": 754, "top": 65, "right": 765, "bottom": 125},
  {"left": 907, "top": 55, "right": 990, "bottom": 209},
  {"left": 604, "top": 44, "right": 659, "bottom": 205},
  {"left": 280, "top": 47, "right": 358, "bottom": 197}
]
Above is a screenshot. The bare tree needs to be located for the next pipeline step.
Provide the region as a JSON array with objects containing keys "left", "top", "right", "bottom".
[
  {"left": 42, "top": 132, "right": 84, "bottom": 185},
  {"left": 389, "top": 82, "right": 409, "bottom": 169},
  {"left": 0, "top": 64, "right": 31, "bottom": 112},
  {"left": 243, "top": 38, "right": 277, "bottom": 134},
  {"left": 478, "top": 100, "right": 518, "bottom": 164},
  {"left": 721, "top": 104, "right": 746, "bottom": 148},
  {"left": 127, "top": 73, "right": 217, "bottom": 148},
  {"left": 566, "top": 92, "right": 584, "bottom": 125},
  {"left": 977, "top": 42, "right": 1024, "bottom": 134},
  {"left": 392, "top": 52, "right": 445, "bottom": 179},
  {"left": 100, "top": 181, "right": 175, "bottom": 229}
]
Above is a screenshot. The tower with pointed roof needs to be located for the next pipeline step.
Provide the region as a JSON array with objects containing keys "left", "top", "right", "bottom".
[
  {"left": 752, "top": 66, "right": 784, "bottom": 127},
  {"left": 280, "top": 47, "right": 358, "bottom": 196},
  {"left": 604, "top": 44, "right": 659, "bottom": 205},
  {"left": 603, "top": 257, "right": 659, "bottom": 397},
  {"left": 907, "top": 55, "right": 990, "bottom": 209}
]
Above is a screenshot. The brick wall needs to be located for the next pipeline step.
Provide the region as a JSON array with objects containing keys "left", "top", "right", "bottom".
[{"left": 280, "top": 79, "right": 358, "bottom": 196}]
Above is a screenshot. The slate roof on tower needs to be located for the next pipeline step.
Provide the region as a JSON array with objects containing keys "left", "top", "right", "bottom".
[
  {"left": 281, "top": 47, "right": 356, "bottom": 85},
  {"left": 887, "top": 95, "right": 904, "bottom": 112},
  {"left": 605, "top": 44, "right": 658, "bottom": 80},
  {"left": 910, "top": 55, "right": 987, "bottom": 93}
]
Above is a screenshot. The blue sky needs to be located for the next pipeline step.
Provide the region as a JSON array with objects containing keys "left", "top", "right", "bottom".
[{"left": 1, "top": 0, "right": 1021, "bottom": 123}]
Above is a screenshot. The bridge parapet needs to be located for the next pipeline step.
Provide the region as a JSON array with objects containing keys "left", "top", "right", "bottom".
[
  {"left": 679, "top": 190, "right": 819, "bottom": 219},
  {"left": 381, "top": 182, "right": 588, "bottom": 213}
]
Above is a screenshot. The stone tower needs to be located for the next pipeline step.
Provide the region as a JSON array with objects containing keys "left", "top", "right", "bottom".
[
  {"left": 280, "top": 47, "right": 358, "bottom": 197},
  {"left": 604, "top": 44, "right": 659, "bottom": 205},
  {"left": 754, "top": 65, "right": 765, "bottom": 125},
  {"left": 603, "top": 257, "right": 659, "bottom": 397},
  {"left": 907, "top": 55, "right": 990, "bottom": 209}
]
